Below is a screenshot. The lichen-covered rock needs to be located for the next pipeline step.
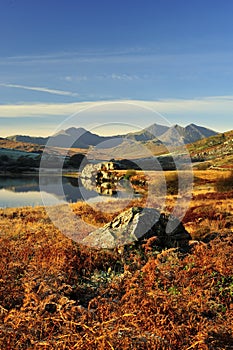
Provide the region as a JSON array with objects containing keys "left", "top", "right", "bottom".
[{"left": 82, "top": 206, "right": 191, "bottom": 249}]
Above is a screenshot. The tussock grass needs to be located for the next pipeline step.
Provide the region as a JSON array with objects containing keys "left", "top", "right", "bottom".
[
  {"left": 0, "top": 169, "right": 232, "bottom": 349},
  {"left": 215, "top": 171, "right": 233, "bottom": 192}
]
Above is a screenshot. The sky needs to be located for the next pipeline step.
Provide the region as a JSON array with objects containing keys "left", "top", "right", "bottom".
[{"left": 0, "top": 0, "right": 233, "bottom": 136}]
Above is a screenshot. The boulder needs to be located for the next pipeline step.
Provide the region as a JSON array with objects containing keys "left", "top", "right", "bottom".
[{"left": 82, "top": 206, "right": 191, "bottom": 249}]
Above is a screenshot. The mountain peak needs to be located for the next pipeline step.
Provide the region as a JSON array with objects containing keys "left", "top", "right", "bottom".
[
  {"left": 66, "top": 127, "right": 87, "bottom": 133},
  {"left": 5, "top": 123, "right": 219, "bottom": 148},
  {"left": 144, "top": 123, "right": 170, "bottom": 137},
  {"left": 158, "top": 123, "right": 217, "bottom": 145}
]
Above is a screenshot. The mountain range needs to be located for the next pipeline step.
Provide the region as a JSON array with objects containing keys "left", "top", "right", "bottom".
[{"left": 6, "top": 123, "right": 217, "bottom": 149}]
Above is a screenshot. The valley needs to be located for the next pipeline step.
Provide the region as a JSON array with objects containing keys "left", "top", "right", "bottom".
[{"left": 0, "top": 124, "right": 232, "bottom": 349}]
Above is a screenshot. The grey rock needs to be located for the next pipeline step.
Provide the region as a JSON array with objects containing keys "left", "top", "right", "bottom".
[
  {"left": 80, "top": 162, "right": 121, "bottom": 196},
  {"left": 82, "top": 206, "right": 191, "bottom": 249}
]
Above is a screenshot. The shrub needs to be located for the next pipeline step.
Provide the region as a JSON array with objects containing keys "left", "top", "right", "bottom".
[
  {"left": 215, "top": 171, "right": 233, "bottom": 192},
  {"left": 68, "top": 153, "right": 88, "bottom": 169},
  {"left": 195, "top": 162, "right": 211, "bottom": 170},
  {"left": 124, "top": 169, "right": 136, "bottom": 180},
  {"left": 165, "top": 172, "right": 179, "bottom": 195}
]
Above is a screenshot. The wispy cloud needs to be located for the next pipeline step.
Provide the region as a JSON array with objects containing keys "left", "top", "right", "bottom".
[
  {"left": 0, "top": 48, "right": 151, "bottom": 66},
  {"left": 1, "top": 47, "right": 147, "bottom": 61},
  {"left": 0, "top": 101, "right": 91, "bottom": 117},
  {"left": 111, "top": 73, "right": 139, "bottom": 81},
  {"left": 0, "top": 96, "right": 233, "bottom": 118},
  {"left": 97, "top": 73, "right": 140, "bottom": 81},
  {"left": 1, "top": 48, "right": 233, "bottom": 71},
  {"left": 202, "top": 95, "right": 233, "bottom": 101},
  {"left": 64, "top": 75, "right": 88, "bottom": 82},
  {"left": 0, "top": 83, "right": 79, "bottom": 97}
]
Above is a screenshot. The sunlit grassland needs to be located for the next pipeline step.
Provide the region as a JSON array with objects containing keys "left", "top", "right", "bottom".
[{"left": 0, "top": 169, "right": 232, "bottom": 349}]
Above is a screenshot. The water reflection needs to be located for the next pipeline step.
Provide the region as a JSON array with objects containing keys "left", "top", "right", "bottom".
[
  {"left": 0, "top": 175, "right": 141, "bottom": 208},
  {"left": 0, "top": 176, "right": 97, "bottom": 208}
]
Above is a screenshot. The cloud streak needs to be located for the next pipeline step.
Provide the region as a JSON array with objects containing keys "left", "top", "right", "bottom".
[
  {"left": 96, "top": 73, "right": 140, "bottom": 81},
  {"left": 111, "top": 73, "right": 139, "bottom": 81},
  {"left": 0, "top": 83, "right": 79, "bottom": 97},
  {"left": 0, "top": 48, "right": 151, "bottom": 66},
  {"left": 2, "top": 48, "right": 229, "bottom": 68},
  {"left": 0, "top": 96, "right": 233, "bottom": 118}
]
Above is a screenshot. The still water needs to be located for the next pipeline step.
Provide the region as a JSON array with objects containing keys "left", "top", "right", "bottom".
[
  {"left": 0, "top": 176, "right": 98, "bottom": 208},
  {"left": 0, "top": 175, "right": 135, "bottom": 209}
]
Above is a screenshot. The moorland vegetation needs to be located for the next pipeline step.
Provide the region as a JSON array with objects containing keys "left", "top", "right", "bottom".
[{"left": 0, "top": 169, "right": 232, "bottom": 349}]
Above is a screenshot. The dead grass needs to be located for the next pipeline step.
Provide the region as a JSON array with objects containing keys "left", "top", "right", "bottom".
[
  {"left": 0, "top": 139, "right": 43, "bottom": 153},
  {"left": 0, "top": 169, "right": 232, "bottom": 349}
]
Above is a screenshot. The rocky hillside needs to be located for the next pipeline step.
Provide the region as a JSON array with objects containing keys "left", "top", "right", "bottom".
[
  {"left": 125, "top": 123, "right": 217, "bottom": 145},
  {"left": 158, "top": 123, "right": 217, "bottom": 146},
  {"left": 188, "top": 129, "right": 233, "bottom": 169}
]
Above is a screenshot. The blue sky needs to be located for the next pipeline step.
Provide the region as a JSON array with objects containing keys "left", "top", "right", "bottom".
[{"left": 0, "top": 0, "right": 233, "bottom": 136}]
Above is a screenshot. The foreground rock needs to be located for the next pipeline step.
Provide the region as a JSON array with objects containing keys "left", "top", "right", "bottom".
[{"left": 82, "top": 207, "right": 191, "bottom": 249}]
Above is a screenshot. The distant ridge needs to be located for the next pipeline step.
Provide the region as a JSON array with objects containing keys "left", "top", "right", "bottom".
[
  {"left": 158, "top": 123, "right": 217, "bottom": 145},
  {"left": 7, "top": 127, "right": 114, "bottom": 149},
  {"left": 6, "top": 123, "right": 218, "bottom": 148},
  {"left": 125, "top": 123, "right": 169, "bottom": 142},
  {"left": 7, "top": 135, "right": 48, "bottom": 146}
]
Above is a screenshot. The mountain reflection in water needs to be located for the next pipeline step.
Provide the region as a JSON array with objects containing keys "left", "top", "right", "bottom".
[
  {"left": 0, "top": 176, "right": 97, "bottom": 208},
  {"left": 0, "top": 175, "right": 138, "bottom": 208}
]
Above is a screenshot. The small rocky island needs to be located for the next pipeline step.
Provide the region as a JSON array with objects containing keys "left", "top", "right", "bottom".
[{"left": 80, "top": 160, "right": 145, "bottom": 196}]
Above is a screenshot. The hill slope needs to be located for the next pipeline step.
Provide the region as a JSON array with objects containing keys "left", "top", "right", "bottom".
[
  {"left": 188, "top": 129, "right": 233, "bottom": 169},
  {"left": 0, "top": 138, "right": 44, "bottom": 153}
]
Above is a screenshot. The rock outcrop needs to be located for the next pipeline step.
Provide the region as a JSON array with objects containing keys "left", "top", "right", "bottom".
[
  {"left": 82, "top": 206, "right": 191, "bottom": 249},
  {"left": 80, "top": 162, "right": 120, "bottom": 196}
]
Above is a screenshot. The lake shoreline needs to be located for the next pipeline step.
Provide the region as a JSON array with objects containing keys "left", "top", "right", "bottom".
[{"left": 0, "top": 169, "right": 80, "bottom": 177}]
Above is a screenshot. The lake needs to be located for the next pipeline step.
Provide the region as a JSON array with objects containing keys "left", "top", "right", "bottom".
[
  {"left": 0, "top": 175, "right": 136, "bottom": 208},
  {"left": 0, "top": 175, "right": 98, "bottom": 208}
]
